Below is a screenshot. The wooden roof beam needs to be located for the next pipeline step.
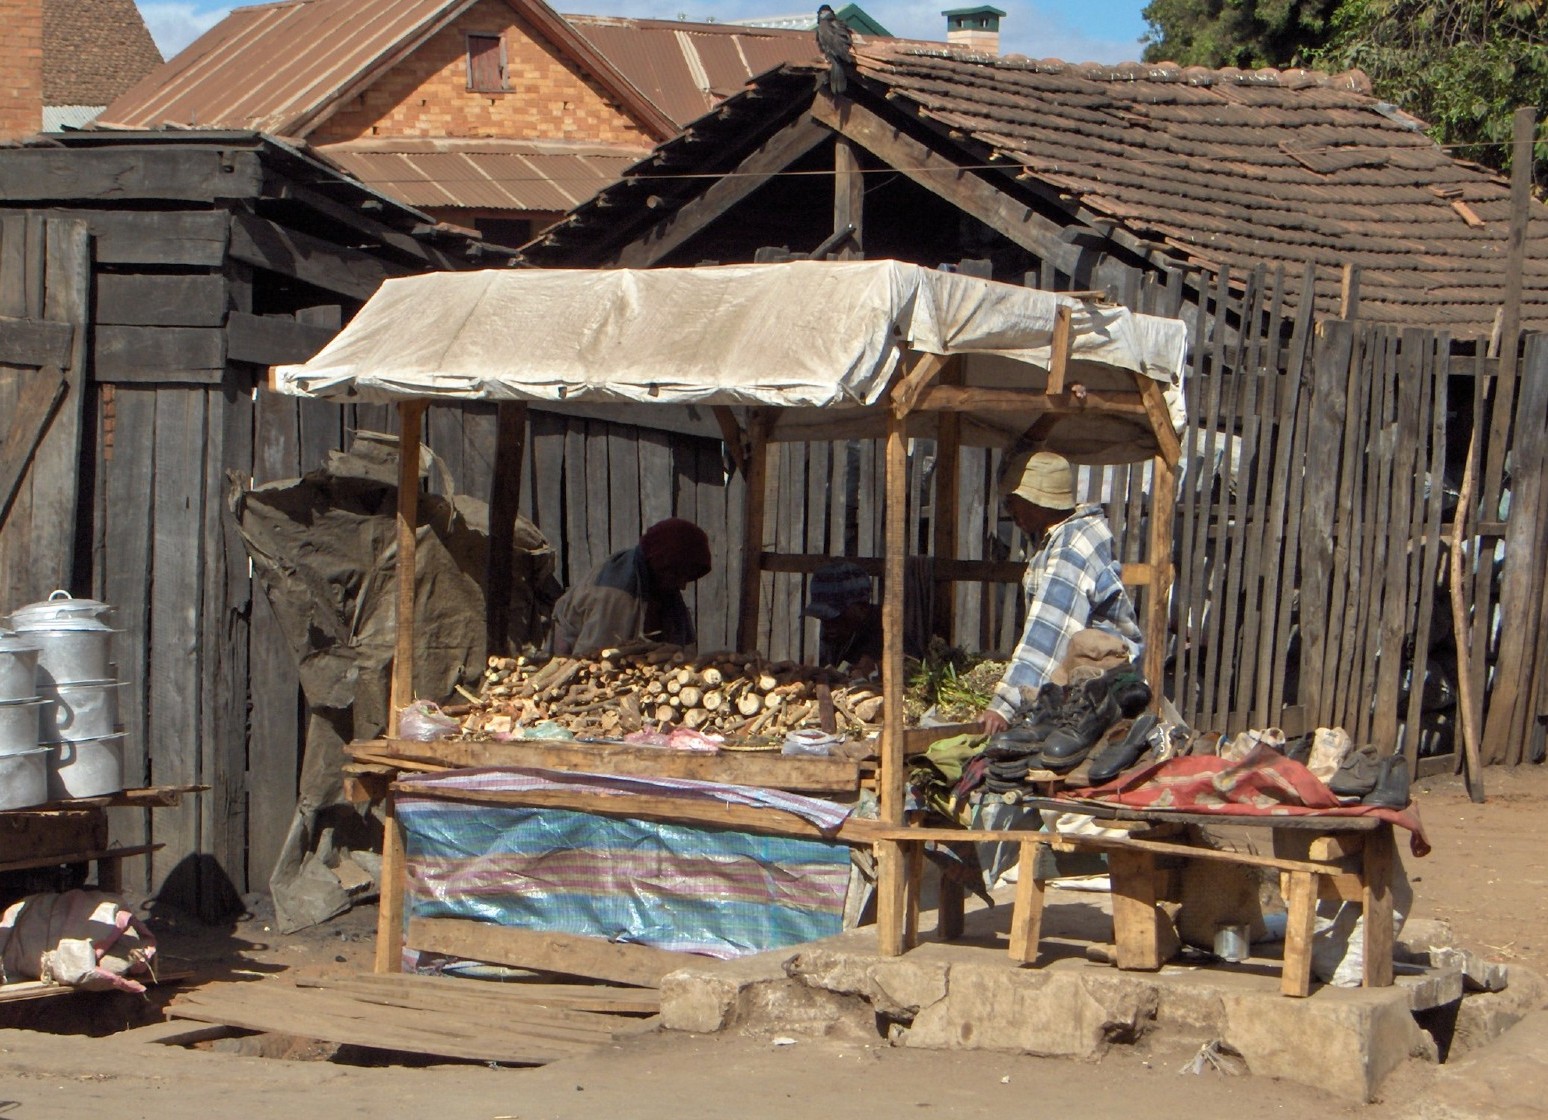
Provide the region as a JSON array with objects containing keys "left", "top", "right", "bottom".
[
  {"left": 609, "top": 114, "right": 834, "bottom": 269},
  {"left": 808, "top": 94, "right": 1088, "bottom": 279}
]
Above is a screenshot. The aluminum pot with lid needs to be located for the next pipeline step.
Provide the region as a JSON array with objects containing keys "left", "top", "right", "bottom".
[
  {"left": 27, "top": 622, "right": 116, "bottom": 686},
  {"left": 9, "top": 590, "right": 117, "bottom": 631},
  {"left": 0, "top": 698, "right": 43, "bottom": 756},
  {"left": 38, "top": 680, "right": 121, "bottom": 743},
  {"left": 0, "top": 634, "right": 40, "bottom": 703}
]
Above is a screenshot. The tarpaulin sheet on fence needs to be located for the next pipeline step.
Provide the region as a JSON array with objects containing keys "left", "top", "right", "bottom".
[{"left": 395, "top": 768, "right": 854, "bottom": 958}]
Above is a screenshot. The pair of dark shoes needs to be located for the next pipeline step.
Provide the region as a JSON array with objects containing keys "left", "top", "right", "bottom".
[
  {"left": 1039, "top": 676, "right": 1124, "bottom": 772},
  {"left": 1327, "top": 744, "right": 1411, "bottom": 809},
  {"left": 1085, "top": 712, "right": 1160, "bottom": 784}
]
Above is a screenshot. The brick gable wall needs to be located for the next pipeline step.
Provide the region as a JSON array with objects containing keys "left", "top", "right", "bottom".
[
  {"left": 0, "top": 0, "right": 45, "bottom": 139},
  {"left": 309, "top": 0, "right": 651, "bottom": 145}
]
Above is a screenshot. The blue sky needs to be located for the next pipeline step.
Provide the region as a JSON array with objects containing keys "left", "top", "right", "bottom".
[{"left": 136, "top": 1, "right": 1154, "bottom": 67}]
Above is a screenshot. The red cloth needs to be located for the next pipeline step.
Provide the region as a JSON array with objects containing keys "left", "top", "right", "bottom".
[{"left": 1063, "top": 744, "right": 1430, "bottom": 857}]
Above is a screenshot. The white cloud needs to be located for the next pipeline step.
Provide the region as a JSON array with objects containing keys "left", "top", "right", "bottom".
[{"left": 138, "top": 2, "right": 231, "bottom": 59}]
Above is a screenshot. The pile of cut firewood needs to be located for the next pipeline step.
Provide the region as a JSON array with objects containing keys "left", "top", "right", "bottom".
[{"left": 457, "top": 644, "right": 885, "bottom": 741}]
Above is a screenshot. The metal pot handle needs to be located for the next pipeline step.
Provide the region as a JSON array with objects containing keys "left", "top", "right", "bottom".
[{"left": 48, "top": 590, "right": 70, "bottom": 601}]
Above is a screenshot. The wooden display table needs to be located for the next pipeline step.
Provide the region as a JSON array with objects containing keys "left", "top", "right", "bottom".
[
  {"left": 874, "top": 805, "right": 1398, "bottom": 997},
  {"left": 0, "top": 786, "right": 196, "bottom": 892}
]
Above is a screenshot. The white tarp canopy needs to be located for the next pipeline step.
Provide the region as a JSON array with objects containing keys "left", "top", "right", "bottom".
[{"left": 273, "top": 260, "right": 1189, "bottom": 460}]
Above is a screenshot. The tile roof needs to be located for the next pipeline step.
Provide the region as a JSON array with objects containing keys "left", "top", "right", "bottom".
[
  {"left": 42, "top": 0, "right": 162, "bottom": 107},
  {"left": 853, "top": 43, "right": 1548, "bottom": 333},
  {"left": 317, "top": 136, "right": 647, "bottom": 210}
]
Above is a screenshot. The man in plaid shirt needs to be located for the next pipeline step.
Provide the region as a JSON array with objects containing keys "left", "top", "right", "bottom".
[{"left": 978, "top": 449, "right": 1143, "bottom": 733}]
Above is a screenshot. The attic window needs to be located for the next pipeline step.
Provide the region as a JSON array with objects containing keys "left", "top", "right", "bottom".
[{"left": 467, "top": 34, "right": 506, "bottom": 92}]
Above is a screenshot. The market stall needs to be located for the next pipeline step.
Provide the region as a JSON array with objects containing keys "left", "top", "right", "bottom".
[{"left": 269, "top": 259, "right": 1188, "bottom": 964}]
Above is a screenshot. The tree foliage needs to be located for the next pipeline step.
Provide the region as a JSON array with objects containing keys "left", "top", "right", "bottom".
[
  {"left": 1140, "top": 0, "right": 1340, "bottom": 68},
  {"left": 1142, "top": 0, "right": 1548, "bottom": 179},
  {"left": 1310, "top": 0, "right": 1548, "bottom": 177}
]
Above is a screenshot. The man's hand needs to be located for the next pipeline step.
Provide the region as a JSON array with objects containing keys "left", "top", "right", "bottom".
[{"left": 978, "top": 709, "right": 1009, "bottom": 735}]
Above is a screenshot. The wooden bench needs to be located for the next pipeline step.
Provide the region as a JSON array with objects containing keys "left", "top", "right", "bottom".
[{"left": 872, "top": 810, "right": 1397, "bottom": 997}]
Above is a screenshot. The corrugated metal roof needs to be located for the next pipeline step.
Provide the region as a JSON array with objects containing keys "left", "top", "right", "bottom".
[
  {"left": 98, "top": 0, "right": 468, "bottom": 134},
  {"left": 564, "top": 15, "right": 824, "bottom": 126},
  {"left": 318, "top": 137, "right": 647, "bottom": 210},
  {"left": 43, "top": 105, "right": 105, "bottom": 131}
]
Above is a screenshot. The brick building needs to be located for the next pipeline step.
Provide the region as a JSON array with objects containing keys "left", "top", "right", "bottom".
[
  {"left": 0, "top": 0, "right": 160, "bottom": 140},
  {"left": 96, "top": 0, "right": 841, "bottom": 247}
]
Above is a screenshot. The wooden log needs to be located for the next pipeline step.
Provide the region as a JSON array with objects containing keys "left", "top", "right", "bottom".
[{"left": 0, "top": 147, "right": 263, "bottom": 202}]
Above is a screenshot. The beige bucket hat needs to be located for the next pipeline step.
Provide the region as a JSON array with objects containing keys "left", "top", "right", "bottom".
[{"left": 999, "top": 449, "right": 1077, "bottom": 510}]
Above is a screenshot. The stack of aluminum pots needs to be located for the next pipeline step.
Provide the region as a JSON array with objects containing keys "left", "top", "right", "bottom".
[
  {"left": 5, "top": 591, "right": 125, "bottom": 801},
  {"left": 0, "top": 629, "right": 48, "bottom": 808}
]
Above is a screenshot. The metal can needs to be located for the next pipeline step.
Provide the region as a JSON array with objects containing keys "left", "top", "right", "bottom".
[{"left": 1213, "top": 922, "right": 1250, "bottom": 962}]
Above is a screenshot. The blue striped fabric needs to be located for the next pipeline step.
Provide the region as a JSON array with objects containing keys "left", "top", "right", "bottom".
[{"left": 395, "top": 771, "right": 855, "bottom": 958}]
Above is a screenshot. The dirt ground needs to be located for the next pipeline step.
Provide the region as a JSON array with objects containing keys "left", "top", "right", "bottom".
[{"left": 0, "top": 763, "right": 1545, "bottom": 1118}]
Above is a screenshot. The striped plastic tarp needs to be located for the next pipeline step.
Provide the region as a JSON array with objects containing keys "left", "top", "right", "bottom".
[{"left": 395, "top": 769, "right": 854, "bottom": 958}]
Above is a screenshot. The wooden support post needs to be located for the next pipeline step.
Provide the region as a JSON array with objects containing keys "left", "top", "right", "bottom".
[
  {"left": 1146, "top": 452, "right": 1176, "bottom": 702},
  {"left": 1045, "top": 304, "right": 1073, "bottom": 395},
  {"left": 1362, "top": 823, "right": 1395, "bottom": 987},
  {"left": 486, "top": 401, "right": 527, "bottom": 654},
  {"left": 735, "top": 410, "right": 770, "bottom": 654},
  {"left": 904, "top": 840, "right": 923, "bottom": 947},
  {"left": 1106, "top": 848, "right": 1162, "bottom": 970},
  {"left": 932, "top": 358, "right": 963, "bottom": 641},
  {"left": 1008, "top": 839, "right": 1046, "bottom": 964},
  {"left": 876, "top": 406, "right": 910, "bottom": 955},
  {"left": 373, "top": 791, "right": 406, "bottom": 974},
  {"left": 1281, "top": 869, "right": 1318, "bottom": 997},
  {"left": 833, "top": 137, "right": 863, "bottom": 259},
  {"left": 389, "top": 400, "right": 426, "bottom": 737}
]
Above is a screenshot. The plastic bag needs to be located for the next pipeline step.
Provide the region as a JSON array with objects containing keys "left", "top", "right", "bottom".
[{"left": 396, "top": 700, "right": 460, "bottom": 742}]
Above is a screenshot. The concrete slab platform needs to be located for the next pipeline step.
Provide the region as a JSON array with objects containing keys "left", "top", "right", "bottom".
[{"left": 660, "top": 881, "right": 1467, "bottom": 1103}]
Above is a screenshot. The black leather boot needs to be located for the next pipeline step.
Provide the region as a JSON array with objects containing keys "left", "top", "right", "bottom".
[
  {"left": 1039, "top": 679, "right": 1122, "bottom": 771},
  {"left": 1362, "top": 754, "right": 1411, "bottom": 809},
  {"left": 1086, "top": 712, "right": 1160, "bottom": 784}
]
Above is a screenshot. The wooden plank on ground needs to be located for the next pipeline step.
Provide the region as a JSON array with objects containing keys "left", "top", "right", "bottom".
[
  {"left": 296, "top": 971, "right": 659, "bottom": 1015},
  {"left": 407, "top": 917, "right": 687, "bottom": 988},
  {"left": 168, "top": 979, "right": 634, "bottom": 1064}
]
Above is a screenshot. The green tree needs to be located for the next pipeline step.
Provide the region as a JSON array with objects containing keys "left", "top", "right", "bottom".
[
  {"left": 1309, "top": 0, "right": 1548, "bottom": 178},
  {"left": 1140, "top": 0, "right": 1340, "bottom": 68}
]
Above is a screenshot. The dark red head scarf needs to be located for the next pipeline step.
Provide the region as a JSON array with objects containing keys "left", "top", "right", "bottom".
[{"left": 639, "top": 518, "right": 711, "bottom": 581}]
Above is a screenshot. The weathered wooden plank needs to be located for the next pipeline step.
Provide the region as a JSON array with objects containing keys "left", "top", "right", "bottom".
[
  {"left": 529, "top": 409, "right": 565, "bottom": 552},
  {"left": 1482, "top": 333, "right": 1548, "bottom": 762},
  {"left": 562, "top": 419, "right": 591, "bottom": 586},
  {"left": 408, "top": 917, "right": 689, "bottom": 989},
  {"left": 94, "top": 324, "right": 225, "bottom": 384},
  {"left": 148, "top": 388, "right": 209, "bottom": 906},
  {"left": 98, "top": 385, "right": 155, "bottom": 887},
  {"left": 298, "top": 972, "right": 659, "bottom": 1015},
  {"left": 0, "top": 314, "right": 72, "bottom": 367},
  {"left": 1372, "top": 332, "right": 1424, "bottom": 749},
  {"left": 354, "top": 737, "right": 859, "bottom": 792},
  {"left": 94, "top": 273, "right": 227, "bottom": 327},
  {"left": 1298, "top": 321, "right": 1354, "bottom": 725},
  {"left": 0, "top": 148, "right": 263, "bottom": 203},
  {"left": 226, "top": 311, "right": 336, "bottom": 366},
  {"left": 693, "top": 436, "right": 733, "bottom": 654},
  {"left": 1211, "top": 366, "right": 1258, "bottom": 729},
  {"left": 0, "top": 365, "right": 67, "bottom": 526},
  {"left": 201, "top": 372, "right": 253, "bottom": 913},
  {"left": 16, "top": 219, "right": 89, "bottom": 606},
  {"left": 607, "top": 424, "right": 641, "bottom": 555},
  {"left": 36, "top": 208, "right": 228, "bottom": 266},
  {"left": 485, "top": 402, "right": 526, "bottom": 653},
  {"left": 229, "top": 212, "right": 394, "bottom": 301},
  {"left": 458, "top": 402, "right": 498, "bottom": 502}
]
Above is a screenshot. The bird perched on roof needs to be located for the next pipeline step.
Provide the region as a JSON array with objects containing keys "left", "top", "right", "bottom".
[{"left": 815, "top": 4, "right": 854, "bottom": 95}]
